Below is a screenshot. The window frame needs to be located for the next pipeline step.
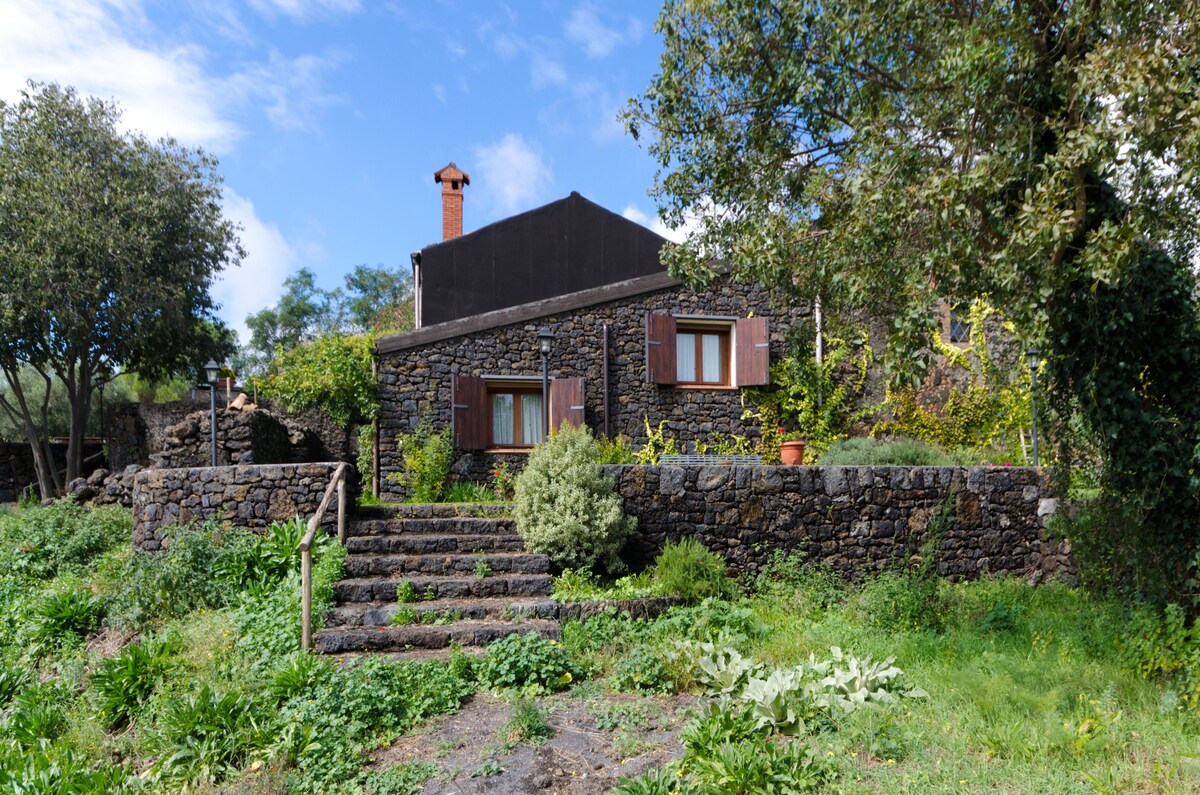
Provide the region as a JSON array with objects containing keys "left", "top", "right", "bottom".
[
  {"left": 674, "top": 322, "right": 733, "bottom": 387},
  {"left": 486, "top": 381, "right": 545, "bottom": 449}
]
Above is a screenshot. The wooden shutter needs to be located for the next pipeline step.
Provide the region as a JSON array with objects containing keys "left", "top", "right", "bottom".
[
  {"left": 736, "top": 317, "right": 770, "bottom": 386},
  {"left": 550, "top": 377, "right": 585, "bottom": 431},
  {"left": 645, "top": 313, "right": 677, "bottom": 384},
  {"left": 451, "top": 375, "right": 487, "bottom": 449}
]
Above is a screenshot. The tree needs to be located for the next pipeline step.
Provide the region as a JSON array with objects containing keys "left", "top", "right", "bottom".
[
  {"left": 240, "top": 264, "right": 413, "bottom": 375},
  {"left": 627, "top": 1, "right": 1200, "bottom": 600},
  {"left": 0, "top": 82, "right": 240, "bottom": 496}
]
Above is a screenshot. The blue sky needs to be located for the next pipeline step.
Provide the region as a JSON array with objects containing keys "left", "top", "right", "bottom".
[{"left": 0, "top": 0, "right": 680, "bottom": 343}]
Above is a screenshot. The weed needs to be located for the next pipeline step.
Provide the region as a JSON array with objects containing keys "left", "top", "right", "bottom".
[
  {"left": 90, "top": 636, "right": 174, "bottom": 728},
  {"left": 396, "top": 580, "right": 419, "bottom": 603},
  {"left": 471, "top": 760, "right": 505, "bottom": 778},
  {"left": 474, "top": 558, "right": 492, "bottom": 578},
  {"left": 390, "top": 608, "right": 419, "bottom": 626},
  {"left": 477, "top": 632, "right": 580, "bottom": 694},
  {"left": 609, "top": 644, "right": 680, "bottom": 695},
  {"left": 502, "top": 698, "right": 554, "bottom": 748},
  {"left": 589, "top": 699, "right": 655, "bottom": 732},
  {"left": 653, "top": 537, "right": 734, "bottom": 603}
]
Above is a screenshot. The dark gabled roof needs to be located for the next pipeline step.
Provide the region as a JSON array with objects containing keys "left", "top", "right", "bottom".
[
  {"left": 377, "top": 270, "right": 683, "bottom": 354},
  {"left": 417, "top": 191, "right": 669, "bottom": 327}
]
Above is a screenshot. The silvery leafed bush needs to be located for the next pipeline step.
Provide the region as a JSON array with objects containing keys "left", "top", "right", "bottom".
[{"left": 513, "top": 423, "right": 634, "bottom": 573}]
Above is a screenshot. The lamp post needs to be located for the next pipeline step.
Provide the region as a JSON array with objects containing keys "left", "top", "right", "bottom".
[
  {"left": 1026, "top": 349, "right": 1040, "bottom": 467},
  {"left": 537, "top": 327, "right": 554, "bottom": 442},
  {"left": 202, "top": 360, "right": 221, "bottom": 466}
]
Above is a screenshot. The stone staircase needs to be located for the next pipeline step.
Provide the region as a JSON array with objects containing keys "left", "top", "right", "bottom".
[{"left": 314, "top": 504, "right": 560, "bottom": 655}]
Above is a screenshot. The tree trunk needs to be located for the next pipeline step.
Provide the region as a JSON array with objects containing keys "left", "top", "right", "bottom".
[{"left": 0, "top": 364, "right": 60, "bottom": 498}]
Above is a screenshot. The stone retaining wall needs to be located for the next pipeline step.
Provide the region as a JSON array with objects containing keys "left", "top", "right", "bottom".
[
  {"left": 0, "top": 441, "right": 106, "bottom": 502},
  {"left": 132, "top": 462, "right": 346, "bottom": 549},
  {"left": 606, "top": 464, "right": 1072, "bottom": 581}
]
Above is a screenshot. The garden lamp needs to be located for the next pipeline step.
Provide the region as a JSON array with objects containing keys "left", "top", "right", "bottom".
[
  {"left": 537, "top": 327, "right": 554, "bottom": 440},
  {"left": 1026, "top": 349, "right": 1040, "bottom": 467}
]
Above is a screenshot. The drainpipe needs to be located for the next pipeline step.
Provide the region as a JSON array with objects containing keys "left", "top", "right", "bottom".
[{"left": 815, "top": 296, "right": 824, "bottom": 409}]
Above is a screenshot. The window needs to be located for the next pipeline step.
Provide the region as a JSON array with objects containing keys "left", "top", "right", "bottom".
[
  {"left": 645, "top": 314, "right": 770, "bottom": 387},
  {"left": 676, "top": 326, "right": 730, "bottom": 385},
  {"left": 451, "top": 375, "right": 585, "bottom": 451},
  {"left": 489, "top": 387, "right": 543, "bottom": 447}
]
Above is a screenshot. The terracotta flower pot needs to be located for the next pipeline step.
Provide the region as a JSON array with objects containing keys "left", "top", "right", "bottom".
[{"left": 780, "top": 440, "right": 805, "bottom": 465}]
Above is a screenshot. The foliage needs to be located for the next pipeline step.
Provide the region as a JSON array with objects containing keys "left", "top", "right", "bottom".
[
  {"left": 652, "top": 537, "right": 734, "bottom": 604},
  {"left": 356, "top": 423, "right": 374, "bottom": 493},
  {"left": 477, "top": 632, "right": 580, "bottom": 695},
  {"left": 241, "top": 264, "right": 413, "bottom": 374},
  {"left": 609, "top": 644, "right": 681, "bottom": 695},
  {"left": 389, "top": 414, "right": 454, "bottom": 503},
  {"left": 0, "top": 81, "right": 240, "bottom": 495},
  {"left": 514, "top": 422, "right": 635, "bottom": 572},
  {"left": 1121, "top": 603, "right": 1200, "bottom": 711},
  {"left": 746, "top": 322, "right": 872, "bottom": 462},
  {"left": 259, "top": 332, "right": 377, "bottom": 426},
  {"left": 490, "top": 461, "right": 517, "bottom": 500},
  {"left": 148, "top": 685, "right": 270, "bottom": 787},
  {"left": 444, "top": 480, "right": 496, "bottom": 504},
  {"left": 817, "top": 437, "right": 956, "bottom": 467},
  {"left": 596, "top": 434, "right": 636, "bottom": 464},
  {"left": 632, "top": 417, "right": 679, "bottom": 465},
  {"left": 551, "top": 568, "right": 658, "bottom": 603},
  {"left": 32, "top": 587, "right": 105, "bottom": 645},
  {"left": 627, "top": 0, "right": 1200, "bottom": 604},
  {"left": 0, "top": 501, "right": 130, "bottom": 580}
]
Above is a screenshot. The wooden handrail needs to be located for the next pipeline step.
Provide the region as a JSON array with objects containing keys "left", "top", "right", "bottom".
[{"left": 300, "top": 462, "right": 348, "bottom": 652}]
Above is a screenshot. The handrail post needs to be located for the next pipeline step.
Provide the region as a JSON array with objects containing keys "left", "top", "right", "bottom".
[
  {"left": 301, "top": 544, "right": 313, "bottom": 651},
  {"left": 337, "top": 472, "right": 346, "bottom": 543}
]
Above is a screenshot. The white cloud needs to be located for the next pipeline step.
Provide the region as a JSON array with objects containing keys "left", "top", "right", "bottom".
[
  {"left": 530, "top": 53, "right": 567, "bottom": 88},
  {"left": 432, "top": 83, "right": 447, "bottom": 104},
  {"left": 213, "top": 189, "right": 298, "bottom": 344},
  {"left": 0, "top": 0, "right": 347, "bottom": 151},
  {"left": 564, "top": 6, "right": 643, "bottom": 59},
  {"left": 472, "top": 134, "right": 553, "bottom": 217},
  {"left": 622, "top": 204, "right": 692, "bottom": 244}
]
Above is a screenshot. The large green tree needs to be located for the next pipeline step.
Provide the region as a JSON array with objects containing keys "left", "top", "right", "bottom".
[
  {"left": 0, "top": 82, "right": 240, "bottom": 496},
  {"left": 628, "top": 1, "right": 1200, "bottom": 599}
]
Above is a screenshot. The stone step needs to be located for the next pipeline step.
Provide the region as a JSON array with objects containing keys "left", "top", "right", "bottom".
[
  {"left": 333, "top": 574, "right": 553, "bottom": 603},
  {"left": 355, "top": 504, "right": 513, "bottom": 520},
  {"left": 324, "top": 597, "right": 556, "bottom": 627},
  {"left": 345, "top": 533, "right": 524, "bottom": 555},
  {"left": 314, "top": 619, "right": 560, "bottom": 654},
  {"left": 349, "top": 517, "right": 518, "bottom": 537},
  {"left": 342, "top": 552, "right": 549, "bottom": 578}
]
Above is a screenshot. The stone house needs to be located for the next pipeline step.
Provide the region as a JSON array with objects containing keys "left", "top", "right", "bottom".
[{"left": 375, "top": 163, "right": 809, "bottom": 500}]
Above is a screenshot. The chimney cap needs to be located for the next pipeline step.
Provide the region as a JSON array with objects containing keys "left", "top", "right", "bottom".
[{"left": 434, "top": 161, "right": 470, "bottom": 186}]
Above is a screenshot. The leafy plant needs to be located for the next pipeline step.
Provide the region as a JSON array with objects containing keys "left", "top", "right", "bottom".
[
  {"left": 389, "top": 414, "right": 454, "bottom": 503},
  {"left": 474, "top": 558, "right": 492, "bottom": 578},
  {"left": 260, "top": 332, "right": 378, "bottom": 425},
  {"left": 596, "top": 435, "right": 636, "bottom": 464},
  {"left": 514, "top": 422, "right": 635, "bottom": 572},
  {"left": 396, "top": 580, "right": 419, "bottom": 603},
  {"left": 269, "top": 651, "right": 333, "bottom": 705},
  {"left": 444, "top": 480, "right": 495, "bottom": 503},
  {"left": 491, "top": 462, "right": 517, "bottom": 500},
  {"left": 149, "top": 685, "right": 270, "bottom": 788},
  {"left": 0, "top": 501, "right": 130, "bottom": 580},
  {"left": 817, "top": 436, "right": 956, "bottom": 466},
  {"left": 633, "top": 417, "right": 680, "bottom": 465},
  {"left": 90, "top": 636, "right": 175, "bottom": 728},
  {"left": 653, "top": 537, "right": 733, "bottom": 603},
  {"left": 477, "top": 632, "right": 580, "bottom": 694},
  {"left": 33, "top": 588, "right": 104, "bottom": 644},
  {"left": 609, "top": 644, "right": 679, "bottom": 695}
]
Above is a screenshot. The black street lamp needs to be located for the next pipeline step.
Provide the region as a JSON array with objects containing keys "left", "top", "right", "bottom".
[
  {"left": 201, "top": 360, "right": 221, "bottom": 466},
  {"left": 1026, "top": 349, "right": 1040, "bottom": 467},
  {"left": 537, "top": 327, "right": 554, "bottom": 441}
]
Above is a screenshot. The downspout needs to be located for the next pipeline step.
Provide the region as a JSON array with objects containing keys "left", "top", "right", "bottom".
[
  {"left": 602, "top": 323, "right": 610, "bottom": 438},
  {"left": 410, "top": 251, "right": 422, "bottom": 330},
  {"left": 815, "top": 296, "right": 824, "bottom": 409}
]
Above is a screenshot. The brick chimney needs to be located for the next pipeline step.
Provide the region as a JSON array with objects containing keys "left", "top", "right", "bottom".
[{"left": 433, "top": 162, "right": 470, "bottom": 241}]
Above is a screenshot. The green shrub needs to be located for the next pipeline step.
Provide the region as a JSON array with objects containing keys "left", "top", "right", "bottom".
[
  {"left": 90, "top": 636, "right": 175, "bottom": 729},
  {"left": 477, "top": 631, "right": 580, "bottom": 694},
  {"left": 356, "top": 423, "right": 374, "bottom": 491},
  {"left": 4, "top": 685, "right": 68, "bottom": 747},
  {"left": 269, "top": 651, "right": 334, "bottom": 705},
  {"left": 390, "top": 415, "right": 454, "bottom": 503},
  {"left": 0, "top": 745, "right": 135, "bottom": 793},
  {"left": 1121, "top": 603, "right": 1200, "bottom": 711},
  {"left": 653, "top": 537, "right": 733, "bottom": 603},
  {"left": 33, "top": 588, "right": 105, "bottom": 644},
  {"left": 817, "top": 436, "right": 955, "bottom": 466},
  {"left": 260, "top": 332, "right": 378, "bottom": 425},
  {"left": 0, "top": 501, "right": 130, "bottom": 579},
  {"left": 514, "top": 422, "right": 635, "bottom": 572},
  {"left": 850, "top": 570, "right": 946, "bottom": 633},
  {"left": 149, "top": 685, "right": 271, "bottom": 788},
  {"left": 596, "top": 434, "right": 636, "bottom": 464}
]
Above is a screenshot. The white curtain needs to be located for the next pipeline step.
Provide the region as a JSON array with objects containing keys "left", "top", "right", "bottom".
[
  {"left": 702, "top": 334, "right": 722, "bottom": 382},
  {"left": 491, "top": 394, "right": 513, "bottom": 445},
  {"left": 521, "top": 394, "right": 543, "bottom": 444},
  {"left": 676, "top": 332, "right": 696, "bottom": 382}
]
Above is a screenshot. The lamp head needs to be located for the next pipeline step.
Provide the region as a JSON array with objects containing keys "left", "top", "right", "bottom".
[
  {"left": 204, "top": 360, "right": 221, "bottom": 384},
  {"left": 1026, "top": 348, "right": 1040, "bottom": 372},
  {"left": 537, "top": 326, "right": 554, "bottom": 355}
]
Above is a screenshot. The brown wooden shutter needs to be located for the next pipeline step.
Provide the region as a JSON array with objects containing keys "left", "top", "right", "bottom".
[
  {"left": 645, "top": 313, "right": 677, "bottom": 384},
  {"left": 451, "top": 374, "right": 487, "bottom": 449},
  {"left": 736, "top": 317, "right": 770, "bottom": 386},
  {"left": 550, "top": 377, "right": 586, "bottom": 431}
]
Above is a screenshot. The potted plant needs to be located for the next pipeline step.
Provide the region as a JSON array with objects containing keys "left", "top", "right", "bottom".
[{"left": 778, "top": 428, "right": 806, "bottom": 465}]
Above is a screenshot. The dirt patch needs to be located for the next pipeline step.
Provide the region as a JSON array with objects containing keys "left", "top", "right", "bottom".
[{"left": 370, "top": 689, "right": 697, "bottom": 793}]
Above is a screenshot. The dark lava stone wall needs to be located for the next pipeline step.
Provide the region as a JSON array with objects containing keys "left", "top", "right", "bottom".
[
  {"left": 606, "top": 464, "right": 1072, "bottom": 581},
  {"left": 132, "top": 462, "right": 344, "bottom": 549},
  {"left": 0, "top": 441, "right": 106, "bottom": 502},
  {"left": 378, "top": 281, "right": 806, "bottom": 501}
]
